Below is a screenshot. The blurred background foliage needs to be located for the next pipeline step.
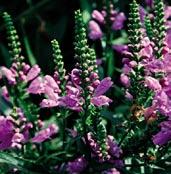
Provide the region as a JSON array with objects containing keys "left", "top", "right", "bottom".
[{"left": 0, "top": 0, "right": 129, "bottom": 73}]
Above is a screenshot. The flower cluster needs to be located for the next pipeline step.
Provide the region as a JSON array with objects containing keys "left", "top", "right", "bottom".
[
  {"left": 2, "top": 0, "right": 171, "bottom": 173},
  {"left": 28, "top": 71, "right": 113, "bottom": 110},
  {"left": 0, "top": 9, "right": 119, "bottom": 174},
  {"left": 0, "top": 108, "right": 58, "bottom": 150},
  {"left": 88, "top": 4, "right": 126, "bottom": 40},
  {"left": 120, "top": 0, "right": 171, "bottom": 147}
]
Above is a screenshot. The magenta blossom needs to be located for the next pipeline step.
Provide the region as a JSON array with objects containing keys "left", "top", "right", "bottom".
[
  {"left": 144, "top": 76, "right": 162, "bottom": 91},
  {"left": 88, "top": 20, "right": 103, "bottom": 40},
  {"left": 91, "top": 77, "right": 113, "bottom": 107},
  {"left": 153, "top": 120, "right": 171, "bottom": 146},
  {"left": 32, "top": 124, "right": 58, "bottom": 143},
  {"left": 67, "top": 156, "right": 87, "bottom": 174},
  {"left": 92, "top": 10, "right": 105, "bottom": 24},
  {"left": 0, "top": 66, "right": 16, "bottom": 84},
  {"left": 112, "top": 12, "right": 126, "bottom": 30},
  {"left": 0, "top": 116, "right": 15, "bottom": 150},
  {"left": 120, "top": 74, "right": 130, "bottom": 87}
]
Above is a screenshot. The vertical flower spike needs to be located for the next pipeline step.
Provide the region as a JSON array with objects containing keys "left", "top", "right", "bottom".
[
  {"left": 88, "top": 48, "right": 98, "bottom": 73},
  {"left": 51, "top": 39, "right": 66, "bottom": 93},
  {"left": 153, "top": 0, "right": 166, "bottom": 59},
  {"left": 128, "top": 0, "right": 142, "bottom": 60},
  {"left": 74, "top": 10, "right": 99, "bottom": 79},
  {"left": 74, "top": 10, "right": 91, "bottom": 78},
  {"left": 145, "top": 15, "right": 154, "bottom": 40},
  {"left": 2, "top": 12, "right": 23, "bottom": 66},
  {"left": 96, "top": 122, "right": 108, "bottom": 160}
]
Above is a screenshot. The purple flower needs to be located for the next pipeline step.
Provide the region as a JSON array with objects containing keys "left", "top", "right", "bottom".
[
  {"left": 107, "top": 135, "right": 122, "bottom": 158},
  {"left": 165, "top": 6, "right": 171, "bottom": 20},
  {"left": 11, "top": 133, "right": 25, "bottom": 149},
  {"left": 44, "top": 86, "right": 59, "bottom": 101},
  {"left": 26, "top": 64, "right": 40, "bottom": 82},
  {"left": 139, "top": 45, "right": 153, "bottom": 59},
  {"left": 0, "top": 67, "right": 16, "bottom": 84},
  {"left": 0, "top": 116, "right": 15, "bottom": 150},
  {"left": 91, "top": 77, "right": 113, "bottom": 107},
  {"left": 70, "top": 69, "right": 81, "bottom": 86},
  {"left": 112, "top": 12, "right": 126, "bottom": 30},
  {"left": 88, "top": 20, "right": 103, "bottom": 40},
  {"left": 67, "top": 156, "right": 87, "bottom": 174},
  {"left": 112, "top": 45, "right": 128, "bottom": 54},
  {"left": 144, "top": 76, "right": 162, "bottom": 91},
  {"left": 32, "top": 124, "right": 58, "bottom": 143},
  {"left": 120, "top": 74, "right": 130, "bottom": 87},
  {"left": 166, "top": 30, "right": 171, "bottom": 49},
  {"left": 94, "top": 77, "right": 113, "bottom": 97},
  {"left": 145, "top": 0, "right": 153, "bottom": 7},
  {"left": 122, "top": 64, "right": 132, "bottom": 75},
  {"left": 96, "top": 58, "right": 103, "bottom": 65},
  {"left": 163, "top": 53, "right": 171, "bottom": 73},
  {"left": 152, "top": 90, "right": 171, "bottom": 117},
  {"left": 153, "top": 120, "right": 171, "bottom": 146},
  {"left": 40, "top": 99, "right": 59, "bottom": 108},
  {"left": 87, "top": 132, "right": 105, "bottom": 161},
  {"left": 92, "top": 10, "right": 104, "bottom": 24},
  {"left": 44, "top": 75, "right": 60, "bottom": 93},
  {"left": 28, "top": 77, "right": 45, "bottom": 94},
  {"left": 91, "top": 95, "right": 112, "bottom": 107},
  {"left": 59, "top": 95, "right": 82, "bottom": 111}
]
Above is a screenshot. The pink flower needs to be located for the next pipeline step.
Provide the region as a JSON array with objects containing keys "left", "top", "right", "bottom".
[
  {"left": 92, "top": 10, "right": 104, "bottom": 24},
  {"left": 91, "top": 95, "right": 112, "bottom": 107},
  {"left": 120, "top": 74, "right": 130, "bottom": 87},
  {"left": 44, "top": 86, "right": 59, "bottom": 101},
  {"left": 44, "top": 75, "right": 60, "bottom": 93},
  {"left": 144, "top": 76, "right": 162, "bottom": 90},
  {"left": 59, "top": 96, "right": 82, "bottom": 111},
  {"left": 139, "top": 45, "right": 153, "bottom": 58},
  {"left": 67, "top": 156, "right": 87, "bottom": 174},
  {"left": 70, "top": 68, "right": 81, "bottom": 87},
  {"left": 32, "top": 124, "right": 58, "bottom": 143},
  {"left": 112, "top": 12, "right": 126, "bottom": 30},
  {"left": 28, "top": 77, "right": 44, "bottom": 94},
  {"left": 0, "top": 67, "right": 16, "bottom": 84},
  {"left": 112, "top": 45, "right": 128, "bottom": 54},
  {"left": 40, "top": 99, "right": 59, "bottom": 108},
  {"left": 153, "top": 121, "right": 171, "bottom": 146},
  {"left": 94, "top": 77, "right": 113, "bottom": 96},
  {"left": 0, "top": 116, "right": 15, "bottom": 150},
  {"left": 88, "top": 20, "right": 103, "bottom": 40},
  {"left": 26, "top": 65, "right": 40, "bottom": 82},
  {"left": 91, "top": 77, "right": 113, "bottom": 107}
]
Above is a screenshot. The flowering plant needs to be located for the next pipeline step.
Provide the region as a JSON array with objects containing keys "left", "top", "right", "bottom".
[{"left": 0, "top": 0, "right": 171, "bottom": 173}]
